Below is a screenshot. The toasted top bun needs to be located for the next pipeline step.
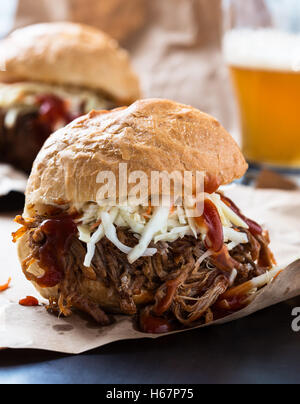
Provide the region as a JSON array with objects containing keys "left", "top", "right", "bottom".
[
  {"left": 0, "top": 22, "right": 140, "bottom": 104},
  {"left": 25, "top": 99, "right": 248, "bottom": 211}
]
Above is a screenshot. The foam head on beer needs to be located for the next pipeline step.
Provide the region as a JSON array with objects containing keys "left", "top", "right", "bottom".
[
  {"left": 224, "top": 29, "right": 300, "bottom": 168},
  {"left": 224, "top": 28, "right": 300, "bottom": 72}
]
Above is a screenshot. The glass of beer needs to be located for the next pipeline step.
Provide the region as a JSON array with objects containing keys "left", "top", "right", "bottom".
[{"left": 223, "top": 0, "right": 300, "bottom": 174}]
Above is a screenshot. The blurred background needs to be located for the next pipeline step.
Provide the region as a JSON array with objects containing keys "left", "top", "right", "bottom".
[
  {"left": 0, "top": 0, "right": 300, "bottom": 191},
  {"left": 0, "top": 0, "right": 237, "bottom": 136}
]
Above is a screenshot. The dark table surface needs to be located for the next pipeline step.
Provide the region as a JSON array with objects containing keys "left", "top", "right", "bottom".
[{"left": 1, "top": 298, "right": 300, "bottom": 384}]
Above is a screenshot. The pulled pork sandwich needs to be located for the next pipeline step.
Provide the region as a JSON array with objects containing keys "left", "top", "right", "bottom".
[
  {"left": 14, "top": 99, "right": 277, "bottom": 333},
  {"left": 0, "top": 22, "right": 140, "bottom": 173}
]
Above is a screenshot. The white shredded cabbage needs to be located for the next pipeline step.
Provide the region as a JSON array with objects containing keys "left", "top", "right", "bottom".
[
  {"left": 188, "top": 216, "right": 199, "bottom": 239},
  {"left": 177, "top": 206, "right": 187, "bottom": 225},
  {"left": 77, "top": 193, "right": 252, "bottom": 266},
  {"left": 219, "top": 200, "right": 249, "bottom": 229},
  {"left": 209, "top": 193, "right": 232, "bottom": 227},
  {"left": 78, "top": 225, "right": 92, "bottom": 243},
  {"left": 119, "top": 208, "right": 145, "bottom": 234},
  {"left": 154, "top": 225, "right": 191, "bottom": 243},
  {"left": 229, "top": 269, "right": 238, "bottom": 286},
  {"left": 227, "top": 241, "right": 239, "bottom": 251},
  {"left": 128, "top": 207, "right": 169, "bottom": 264},
  {"left": 101, "top": 212, "right": 134, "bottom": 255},
  {"left": 223, "top": 227, "right": 248, "bottom": 245},
  {"left": 83, "top": 208, "right": 118, "bottom": 267},
  {"left": 101, "top": 211, "right": 157, "bottom": 260}
]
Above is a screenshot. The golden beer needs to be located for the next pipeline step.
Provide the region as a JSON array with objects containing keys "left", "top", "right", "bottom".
[
  {"left": 225, "top": 29, "right": 300, "bottom": 168},
  {"left": 230, "top": 66, "right": 300, "bottom": 167}
]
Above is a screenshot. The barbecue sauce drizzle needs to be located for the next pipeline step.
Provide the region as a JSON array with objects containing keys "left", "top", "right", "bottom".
[
  {"left": 37, "top": 94, "right": 80, "bottom": 126},
  {"left": 34, "top": 217, "right": 78, "bottom": 288},
  {"left": 33, "top": 95, "right": 83, "bottom": 150},
  {"left": 196, "top": 199, "right": 224, "bottom": 253},
  {"left": 204, "top": 174, "right": 221, "bottom": 195},
  {"left": 140, "top": 311, "right": 174, "bottom": 334},
  {"left": 19, "top": 296, "right": 39, "bottom": 307},
  {"left": 219, "top": 194, "right": 263, "bottom": 236}
]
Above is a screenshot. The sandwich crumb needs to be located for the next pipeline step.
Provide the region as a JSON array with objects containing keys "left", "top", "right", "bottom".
[{"left": 0, "top": 277, "right": 11, "bottom": 292}]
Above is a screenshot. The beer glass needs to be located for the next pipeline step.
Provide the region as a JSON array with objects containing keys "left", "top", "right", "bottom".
[{"left": 223, "top": 0, "right": 300, "bottom": 173}]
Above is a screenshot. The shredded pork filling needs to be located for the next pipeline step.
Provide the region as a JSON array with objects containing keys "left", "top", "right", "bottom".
[{"left": 23, "top": 218, "right": 274, "bottom": 329}]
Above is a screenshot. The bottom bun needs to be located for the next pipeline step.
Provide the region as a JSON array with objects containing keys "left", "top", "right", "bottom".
[{"left": 17, "top": 234, "right": 153, "bottom": 314}]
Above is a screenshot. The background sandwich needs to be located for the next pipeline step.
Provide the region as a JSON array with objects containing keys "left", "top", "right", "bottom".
[
  {"left": 0, "top": 22, "right": 140, "bottom": 172},
  {"left": 14, "top": 99, "right": 276, "bottom": 333}
]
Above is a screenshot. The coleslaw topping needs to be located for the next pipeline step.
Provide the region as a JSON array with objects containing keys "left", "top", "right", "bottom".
[{"left": 75, "top": 193, "right": 250, "bottom": 267}]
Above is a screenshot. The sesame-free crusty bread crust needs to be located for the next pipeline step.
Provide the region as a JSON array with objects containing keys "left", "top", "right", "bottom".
[
  {"left": 0, "top": 22, "right": 140, "bottom": 104},
  {"left": 25, "top": 99, "right": 248, "bottom": 209}
]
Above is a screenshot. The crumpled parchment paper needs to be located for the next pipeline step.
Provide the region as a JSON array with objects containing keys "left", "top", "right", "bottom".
[{"left": 0, "top": 184, "right": 300, "bottom": 354}]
